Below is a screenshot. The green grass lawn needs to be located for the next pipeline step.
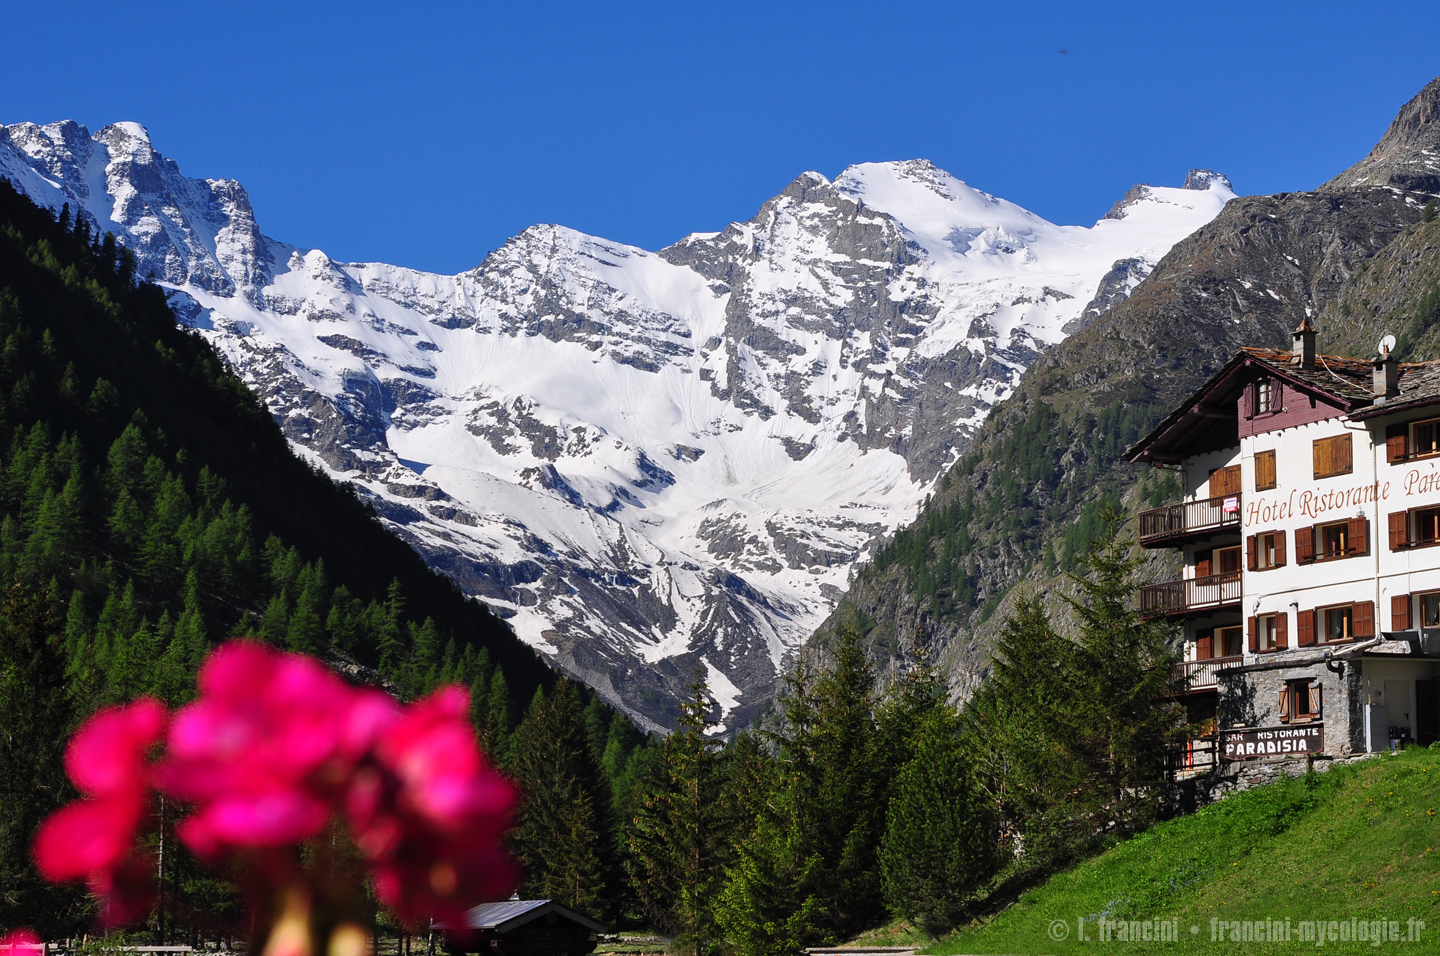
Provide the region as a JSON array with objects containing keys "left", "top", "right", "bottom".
[{"left": 928, "top": 747, "right": 1440, "bottom": 955}]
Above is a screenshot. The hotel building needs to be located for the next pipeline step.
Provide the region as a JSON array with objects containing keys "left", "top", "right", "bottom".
[{"left": 1125, "top": 320, "right": 1440, "bottom": 764}]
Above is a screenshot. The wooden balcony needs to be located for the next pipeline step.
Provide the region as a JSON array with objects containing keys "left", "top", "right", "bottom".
[
  {"left": 1173, "top": 655, "right": 1243, "bottom": 690},
  {"left": 1139, "top": 572, "right": 1242, "bottom": 619},
  {"left": 1137, "top": 493, "right": 1241, "bottom": 548}
]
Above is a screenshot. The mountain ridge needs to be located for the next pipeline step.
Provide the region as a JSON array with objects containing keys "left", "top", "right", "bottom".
[{"left": 0, "top": 122, "right": 1232, "bottom": 728}]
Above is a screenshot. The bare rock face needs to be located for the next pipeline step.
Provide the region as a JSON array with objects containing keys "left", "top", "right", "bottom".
[
  {"left": 819, "top": 78, "right": 1440, "bottom": 702},
  {"left": 0, "top": 124, "right": 1232, "bottom": 730},
  {"left": 1324, "top": 77, "right": 1440, "bottom": 194}
]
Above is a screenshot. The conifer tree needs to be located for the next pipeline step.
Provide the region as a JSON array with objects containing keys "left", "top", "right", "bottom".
[
  {"left": 508, "top": 679, "right": 618, "bottom": 921},
  {"left": 0, "top": 580, "right": 80, "bottom": 934},
  {"left": 879, "top": 705, "right": 1001, "bottom": 933},
  {"left": 716, "top": 630, "right": 888, "bottom": 956},
  {"left": 627, "top": 669, "right": 731, "bottom": 956}
]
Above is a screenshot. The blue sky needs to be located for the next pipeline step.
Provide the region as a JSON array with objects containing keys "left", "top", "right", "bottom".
[{"left": 4, "top": 2, "right": 1439, "bottom": 274}]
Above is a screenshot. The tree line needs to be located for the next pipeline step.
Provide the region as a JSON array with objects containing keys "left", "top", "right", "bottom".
[{"left": 508, "top": 521, "right": 1185, "bottom": 956}]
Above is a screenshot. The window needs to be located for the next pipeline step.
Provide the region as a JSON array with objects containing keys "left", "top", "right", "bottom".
[
  {"left": 1219, "top": 626, "right": 1243, "bottom": 657},
  {"left": 1312, "top": 433, "right": 1353, "bottom": 479},
  {"left": 1418, "top": 508, "right": 1440, "bottom": 546},
  {"left": 1256, "top": 613, "right": 1278, "bottom": 651},
  {"left": 1323, "top": 605, "right": 1353, "bottom": 642},
  {"left": 1253, "top": 531, "right": 1283, "bottom": 569},
  {"left": 1216, "top": 546, "right": 1241, "bottom": 575},
  {"left": 1280, "top": 680, "right": 1320, "bottom": 723},
  {"left": 1423, "top": 592, "right": 1440, "bottom": 628},
  {"left": 1318, "top": 521, "right": 1351, "bottom": 558},
  {"left": 1256, "top": 380, "right": 1275, "bottom": 414},
  {"left": 1415, "top": 419, "right": 1440, "bottom": 458},
  {"left": 1255, "top": 449, "right": 1277, "bottom": 491}
]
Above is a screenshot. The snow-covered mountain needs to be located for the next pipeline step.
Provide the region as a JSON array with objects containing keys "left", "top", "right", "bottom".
[{"left": 0, "top": 120, "right": 1234, "bottom": 729}]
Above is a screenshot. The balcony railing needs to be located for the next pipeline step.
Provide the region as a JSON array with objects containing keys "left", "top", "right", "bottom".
[
  {"left": 1139, "top": 572, "right": 1242, "bottom": 618},
  {"left": 1173, "top": 655, "right": 1243, "bottom": 690},
  {"left": 1137, "top": 493, "right": 1241, "bottom": 547}
]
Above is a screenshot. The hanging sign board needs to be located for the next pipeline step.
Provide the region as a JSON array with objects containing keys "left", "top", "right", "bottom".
[
  {"left": 1223, "top": 496, "right": 1239, "bottom": 514},
  {"left": 1221, "top": 724, "right": 1323, "bottom": 760}
]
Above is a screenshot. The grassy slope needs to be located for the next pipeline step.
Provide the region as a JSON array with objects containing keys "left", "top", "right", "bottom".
[{"left": 927, "top": 748, "right": 1440, "bottom": 955}]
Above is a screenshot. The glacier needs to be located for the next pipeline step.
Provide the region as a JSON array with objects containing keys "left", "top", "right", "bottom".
[{"left": 0, "top": 121, "right": 1233, "bottom": 730}]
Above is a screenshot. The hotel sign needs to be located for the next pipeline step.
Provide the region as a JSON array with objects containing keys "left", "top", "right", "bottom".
[{"left": 1222, "top": 725, "right": 1324, "bottom": 760}]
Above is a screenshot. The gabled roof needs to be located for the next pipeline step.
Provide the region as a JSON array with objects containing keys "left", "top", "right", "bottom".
[
  {"left": 1125, "top": 347, "right": 1377, "bottom": 465},
  {"left": 456, "top": 899, "right": 608, "bottom": 934}
]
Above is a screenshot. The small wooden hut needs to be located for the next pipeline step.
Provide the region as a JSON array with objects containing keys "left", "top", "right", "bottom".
[{"left": 443, "top": 900, "right": 608, "bottom": 956}]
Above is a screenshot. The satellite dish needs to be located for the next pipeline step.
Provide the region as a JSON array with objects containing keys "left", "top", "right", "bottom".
[{"left": 1379, "top": 333, "right": 1397, "bottom": 357}]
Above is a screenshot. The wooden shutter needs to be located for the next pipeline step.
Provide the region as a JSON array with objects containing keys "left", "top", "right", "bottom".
[
  {"left": 1246, "top": 535, "right": 1258, "bottom": 571},
  {"left": 1295, "top": 526, "right": 1314, "bottom": 564},
  {"left": 1313, "top": 434, "right": 1353, "bottom": 479},
  {"left": 1274, "top": 530, "right": 1287, "bottom": 566},
  {"left": 1388, "top": 423, "right": 1409, "bottom": 464},
  {"left": 1390, "top": 511, "right": 1409, "bottom": 550},
  {"left": 1393, "top": 593, "right": 1412, "bottom": 631},
  {"left": 1276, "top": 611, "right": 1288, "bottom": 649},
  {"left": 1353, "top": 600, "right": 1375, "bottom": 638},
  {"left": 1248, "top": 616, "right": 1257, "bottom": 653},
  {"left": 1309, "top": 684, "right": 1322, "bottom": 718},
  {"left": 1195, "top": 549, "right": 1212, "bottom": 578},
  {"left": 1297, "top": 609, "right": 1317, "bottom": 647},
  {"left": 1349, "top": 516, "right": 1369, "bottom": 556},
  {"left": 1279, "top": 687, "right": 1291, "bottom": 723},
  {"left": 1209, "top": 464, "right": 1241, "bottom": 497},
  {"left": 1197, "top": 628, "right": 1213, "bottom": 660},
  {"left": 1255, "top": 450, "right": 1277, "bottom": 490}
]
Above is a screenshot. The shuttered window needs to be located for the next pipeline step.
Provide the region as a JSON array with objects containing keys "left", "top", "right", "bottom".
[
  {"left": 1390, "top": 511, "right": 1409, "bottom": 550},
  {"left": 1275, "top": 610, "right": 1288, "bottom": 649},
  {"left": 1220, "top": 625, "right": 1243, "bottom": 657},
  {"left": 1255, "top": 614, "right": 1278, "bottom": 652},
  {"left": 1255, "top": 449, "right": 1277, "bottom": 490},
  {"left": 1196, "top": 628, "right": 1213, "bottom": 660},
  {"left": 1393, "top": 593, "right": 1412, "bottom": 631},
  {"left": 1250, "top": 531, "right": 1284, "bottom": 569},
  {"left": 1209, "top": 464, "right": 1241, "bottom": 497},
  {"left": 1313, "top": 433, "right": 1353, "bottom": 479},
  {"left": 1296, "top": 609, "right": 1316, "bottom": 647},
  {"left": 1322, "top": 605, "right": 1354, "bottom": 642},
  {"left": 1388, "top": 423, "right": 1409, "bottom": 464},
  {"left": 1354, "top": 600, "right": 1375, "bottom": 638},
  {"left": 1296, "top": 525, "right": 1315, "bottom": 564},
  {"left": 1281, "top": 680, "right": 1320, "bottom": 723}
]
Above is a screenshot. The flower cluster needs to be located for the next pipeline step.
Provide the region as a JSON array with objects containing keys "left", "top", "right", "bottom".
[{"left": 35, "top": 640, "right": 518, "bottom": 930}]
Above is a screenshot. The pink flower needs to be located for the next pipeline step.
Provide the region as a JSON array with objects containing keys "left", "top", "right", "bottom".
[
  {"left": 33, "top": 698, "right": 166, "bottom": 925},
  {"left": 160, "top": 641, "right": 357, "bottom": 853},
  {"left": 1, "top": 929, "right": 42, "bottom": 956},
  {"left": 350, "top": 687, "right": 518, "bottom": 927}
]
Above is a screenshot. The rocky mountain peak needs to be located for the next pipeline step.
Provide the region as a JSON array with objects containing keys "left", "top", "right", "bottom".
[
  {"left": 1182, "top": 169, "right": 1231, "bottom": 191},
  {"left": 1323, "top": 74, "right": 1440, "bottom": 194}
]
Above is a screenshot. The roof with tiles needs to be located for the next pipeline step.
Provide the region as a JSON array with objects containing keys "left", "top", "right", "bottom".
[{"left": 1124, "top": 337, "right": 1440, "bottom": 464}]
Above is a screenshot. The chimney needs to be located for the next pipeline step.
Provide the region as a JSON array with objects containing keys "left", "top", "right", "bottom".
[
  {"left": 1373, "top": 348, "right": 1399, "bottom": 400},
  {"left": 1292, "top": 318, "right": 1317, "bottom": 369}
]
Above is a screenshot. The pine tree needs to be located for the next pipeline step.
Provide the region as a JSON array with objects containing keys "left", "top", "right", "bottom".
[
  {"left": 879, "top": 706, "right": 1001, "bottom": 933},
  {"left": 0, "top": 580, "right": 81, "bottom": 934},
  {"left": 507, "top": 679, "right": 618, "bottom": 921},
  {"left": 627, "top": 670, "right": 731, "bottom": 956},
  {"left": 716, "top": 631, "right": 889, "bottom": 956},
  {"left": 1062, "top": 513, "right": 1184, "bottom": 838}
]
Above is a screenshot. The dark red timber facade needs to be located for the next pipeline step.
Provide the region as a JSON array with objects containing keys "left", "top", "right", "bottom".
[{"left": 1125, "top": 320, "right": 1440, "bottom": 773}]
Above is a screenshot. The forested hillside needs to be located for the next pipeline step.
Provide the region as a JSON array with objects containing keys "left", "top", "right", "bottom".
[
  {"left": 0, "top": 177, "right": 647, "bottom": 932},
  {"left": 815, "top": 76, "right": 1440, "bottom": 693}
]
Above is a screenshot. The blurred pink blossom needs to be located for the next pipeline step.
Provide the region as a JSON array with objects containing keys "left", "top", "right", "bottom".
[{"left": 33, "top": 640, "right": 518, "bottom": 935}]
